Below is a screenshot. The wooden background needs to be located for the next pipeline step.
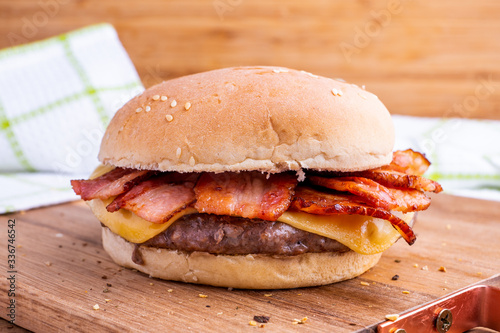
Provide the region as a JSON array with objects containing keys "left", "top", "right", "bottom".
[{"left": 1, "top": 0, "right": 499, "bottom": 119}]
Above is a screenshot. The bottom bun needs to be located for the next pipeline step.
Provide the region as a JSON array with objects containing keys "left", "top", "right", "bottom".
[{"left": 102, "top": 227, "right": 382, "bottom": 289}]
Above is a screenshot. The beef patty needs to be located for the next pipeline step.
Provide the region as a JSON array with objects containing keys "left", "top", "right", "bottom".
[{"left": 139, "top": 213, "right": 350, "bottom": 256}]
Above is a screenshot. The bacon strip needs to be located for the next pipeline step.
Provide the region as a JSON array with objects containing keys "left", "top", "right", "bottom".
[
  {"left": 355, "top": 169, "right": 442, "bottom": 193},
  {"left": 309, "top": 176, "right": 431, "bottom": 212},
  {"left": 71, "top": 168, "right": 154, "bottom": 200},
  {"left": 385, "top": 149, "right": 431, "bottom": 176},
  {"left": 194, "top": 172, "right": 298, "bottom": 221},
  {"left": 291, "top": 187, "right": 416, "bottom": 245},
  {"left": 107, "top": 174, "right": 196, "bottom": 223}
]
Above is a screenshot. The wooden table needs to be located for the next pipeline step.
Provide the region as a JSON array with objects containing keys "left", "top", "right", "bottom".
[
  {"left": 1, "top": 193, "right": 499, "bottom": 332},
  {"left": 1, "top": 0, "right": 499, "bottom": 120}
]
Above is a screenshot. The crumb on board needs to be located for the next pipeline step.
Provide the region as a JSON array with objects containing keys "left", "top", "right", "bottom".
[
  {"left": 438, "top": 266, "right": 447, "bottom": 272},
  {"left": 402, "top": 291, "right": 410, "bottom": 294},
  {"left": 292, "top": 317, "right": 308, "bottom": 325},
  {"left": 385, "top": 314, "right": 399, "bottom": 321},
  {"left": 360, "top": 281, "right": 370, "bottom": 286},
  {"left": 93, "top": 304, "right": 100, "bottom": 310},
  {"left": 254, "top": 316, "right": 270, "bottom": 323},
  {"left": 198, "top": 294, "right": 208, "bottom": 298}
]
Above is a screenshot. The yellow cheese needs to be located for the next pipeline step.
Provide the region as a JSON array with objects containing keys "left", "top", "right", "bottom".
[
  {"left": 88, "top": 197, "right": 197, "bottom": 244},
  {"left": 277, "top": 211, "right": 413, "bottom": 255}
]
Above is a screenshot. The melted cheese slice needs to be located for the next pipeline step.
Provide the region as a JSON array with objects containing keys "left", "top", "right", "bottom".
[
  {"left": 277, "top": 211, "right": 413, "bottom": 255},
  {"left": 88, "top": 165, "right": 412, "bottom": 253}
]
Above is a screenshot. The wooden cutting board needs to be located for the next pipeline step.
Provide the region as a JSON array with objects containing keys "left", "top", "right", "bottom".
[{"left": 1, "top": 194, "right": 499, "bottom": 332}]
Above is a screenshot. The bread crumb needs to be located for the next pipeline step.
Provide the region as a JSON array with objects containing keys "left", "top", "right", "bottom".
[
  {"left": 149, "top": 283, "right": 154, "bottom": 286},
  {"left": 105, "top": 299, "right": 111, "bottom": 303},
  {"left": 198, "top": 294, "right": 208, "bottom": 298},
  {"left": 93, "top": 304, "right": 100, "bottom": 310},
  {"left": 264, "top": 294, "right": 273, "bottom": 297},
  {"left": 438, "top": 266, "right": 447, "bottom": 272},
  {"left": 413, "top": 263, "right": 419, "bottom": 268},
  {"left": 249, "top": 320, "right": 257, "bottom": 326},
  {"left": 385, "top": 314, "right": 399, "bottom": 321},
  {"left": 446, "top": 224, "right": 451, "bottom": 230},
  {"left": 421, "top": 265, "right": 429, "bottom": 271},
  {"left": 167, "top": 289, "right": 173, "bottom": 293},
  {"left": 402, "top": 291, "right": 410, "bottom": 294},
  {"left": 292, "top": 317, "right": 308, "bottom": 325},
  {"left": 360, "top": 281, "right": 370, "bottom": 286},
  {"left": 45, "top": 261, "right": 52, "bottom": 267}
]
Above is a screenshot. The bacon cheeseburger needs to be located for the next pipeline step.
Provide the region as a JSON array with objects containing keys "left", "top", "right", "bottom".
[{"left": 72, "top": 67, "right": 442, "bottom": 289}]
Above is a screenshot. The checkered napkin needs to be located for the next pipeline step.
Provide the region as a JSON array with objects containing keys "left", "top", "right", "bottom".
[
  {"left": 393, "top": 115, "right": 500, "bottom": 202},
  {"left": 0, "top": 24, "right": 144, "bottom": 214}
]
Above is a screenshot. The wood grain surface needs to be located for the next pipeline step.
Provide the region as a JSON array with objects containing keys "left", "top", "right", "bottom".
[
  {"left": 1, "top": 0, "right": 499, "bottom": 120},
  {"left": 1, "top": 194, "right": 499, "bottom": 332}
]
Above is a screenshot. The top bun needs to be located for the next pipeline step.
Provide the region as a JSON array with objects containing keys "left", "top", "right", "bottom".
[{"left": 99, "top": 66, "right": 394, "bottom": 173}]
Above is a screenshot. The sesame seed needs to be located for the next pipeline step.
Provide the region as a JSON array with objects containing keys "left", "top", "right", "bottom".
[
  {"left": 161, "top": 95, "right": 168, "bottom": 101},
  {"left": 176, "top": 147, "right": 182, "bottom": 159},
  {"left": 335, "top": 78, "right": 346, "bottom": 82},
  {"left": 165, "top": 114, "right": 173, "bottom": 122},
  {"left": 184, "top": 102, "right": 191, "bottom": 111},
  {"left": 145, "top": 106, "right": 151, "bottom": 112},
  {"left": 170, "top": 100, "right": 177, "bottom": 107},
  {"left": 331, "top": 88, "right": 344, "bottom": 96},
  {"left": 136, "top": 108, "right": 142, "bottom": 113},
  {"left": 358, "top": 93, "right": 367, "bottom": 99},
  {"left": 189, "top": 156, "right": 195, "bottom": 166},
  {"left": 273, "top": 69, "right": 280, "bottom": 73},
  {"left": 152, "top": 95, "right": 160, "bottom": 101},
  {"left": 362, "top": 85, "right": 366, "bottom": 90}
]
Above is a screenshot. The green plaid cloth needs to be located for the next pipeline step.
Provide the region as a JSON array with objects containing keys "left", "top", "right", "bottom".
[
  {"left": 0, "top": 24, "right": 144, "bottom": 213},
  {"left": 393, "top": 115, "right": 500, "bottom": 201}
]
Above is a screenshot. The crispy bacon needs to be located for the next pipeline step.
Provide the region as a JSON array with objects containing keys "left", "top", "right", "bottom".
[
  {"left": 385, "top": 149, "right": 431, "bottom": 176},
  {"left": 194, "top": 172, "right": 298, "bottom": 221},
  {"left": 71, "top": 168, "right": 154, "bottom": 200},
  {"left": 291, "top": 187, "right": 416, "bottom": 245},
  {"left": 309, "top": 176, "right": 431, "bottom": 213},
  {"left": 355, "top": 169, "right": 442, "bottom": 193},
  {"left": 106, "top": 174, "right": 196, "bottom": 223}
]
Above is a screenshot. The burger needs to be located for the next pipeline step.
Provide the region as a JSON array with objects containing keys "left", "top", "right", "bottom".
[{"left": 71, "top": 66, "right": 442, "bottom": 289}]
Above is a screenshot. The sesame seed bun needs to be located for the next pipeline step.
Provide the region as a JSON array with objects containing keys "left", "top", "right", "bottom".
[
  {"left": 101, "top": 227, "right": 382, "bottom": 289},
  {"left": 99, "top": 66, "right": 394, "bottom": 173}
]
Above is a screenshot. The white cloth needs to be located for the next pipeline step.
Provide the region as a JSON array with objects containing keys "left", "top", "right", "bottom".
[
  {"left": 0, "top": 24, "right": 144, "bottom": 213},
  {"left": 393, "top": 115, "right": 500, "bottom": 202}
]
